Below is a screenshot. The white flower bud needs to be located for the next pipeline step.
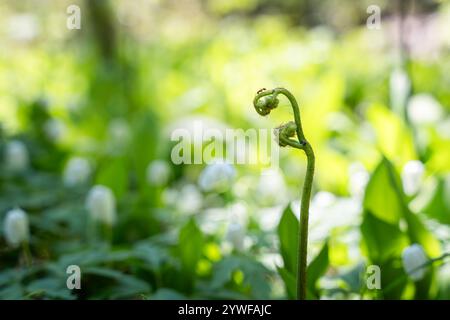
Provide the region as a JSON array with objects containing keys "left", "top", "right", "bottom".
[
  {"left": 225, "top": 222, "right": 245, "bottom": 251},
  {"left": 44, "top": 119, "right": 65, "bottom": 142},
  {"left": 407, "top": 94, "right": 443, "bottom": 126},
  {"left": 108, "top": 118, "right": 131, "bottom": 153},
  {"left": 4, "top": 140, "right": 29, "bottom": 172},
  {"left": 175, "top": 184, "right": 203, "bottom": 215},
  {"left": 7, "top": 14, "right": 39, "bottom": 43},
  {"left": 402, "top": 244, "right": 428, "bottom": 281},
  {"left": 63, "top": 157, "right": 91, "bottom": 187},
  {"left": 146, "top": 160, "right": 171, "bottom": 187},
  {"left": 3, "top": 208, "right": 29, "bottom": 247},
  {"left": 198, "top": 160, "right": 235, "bottom": 193},
  {"left": 402, "top": 160, "right": 425, "bottom": 196},
  {"left": 85, "top": 185, "right": 116, "bottom": 226},
  {"left": 256, "top": 169, "right": 287, "bottom": 206}
]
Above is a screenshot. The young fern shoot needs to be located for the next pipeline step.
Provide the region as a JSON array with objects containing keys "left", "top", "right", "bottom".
[{"left": 253, "top": 87, "right": 315, "bottom": 300}]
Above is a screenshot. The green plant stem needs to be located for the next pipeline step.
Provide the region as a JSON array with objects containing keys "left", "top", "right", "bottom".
[
  {"left": 274, "top": 88, "right": 315, "bottom": 300},
  {"left": 253, "top": 87, "right": 315, "bottom": 300},
  {"left": 297, "top": 144, "right": 315, "bottom": 300}
]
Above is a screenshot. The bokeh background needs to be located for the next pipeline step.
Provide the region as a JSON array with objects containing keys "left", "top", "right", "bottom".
[{"left": 0, "top": 0, "right": 450, "bottom": 299}]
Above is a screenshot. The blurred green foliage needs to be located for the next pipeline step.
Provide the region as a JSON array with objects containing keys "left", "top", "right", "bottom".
[{"left": 0, "top": 0, "right": 450, "bottom": 300}]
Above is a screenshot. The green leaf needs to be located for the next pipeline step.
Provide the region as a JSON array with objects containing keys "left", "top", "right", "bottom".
[
  {"left": 363, "top": 158, "right": 403, "bottom": 224},
  {"left": 307, "top": 241, "right": 329, "bottom": 297},
  {"left": 178, "top": 219, "right": 204, "bottom": 276},
  {"left": 362, "top": 157, "right": 440, "bottom": 258},
  {"left": 361, "top": 210, "right": 408, "bottom": 262},
  {"left": 403, "top": 209, "right": 441, "bottom": 257},
  {"left": 277, "top": 267, "right": 296, "bottom": 299},
  {"left": 83, "top": 267, "right": 151, "bottom": 299},
  {"left": 96, "top": 157, "right": 128, "bottom": 199},
  {"left": 26, "top": 278, "right": 74, "bottom": 300},
  {"left": 211, "top": 256, "right": 271, "bottom": 299},
  {"left": 277, "top": 205, "right": 298, "bottom": 275},
  {"left": 151, "top": 288, "right": 187, "bottom": 300},
  {"left": 378, "top": 259, "right": 408, "bottom": 299}
]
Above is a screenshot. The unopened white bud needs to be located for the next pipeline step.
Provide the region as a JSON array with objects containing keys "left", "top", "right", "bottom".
[
  {"left": 226, "top": 222, "right": 245, "bottom": 251},
  {"left": 63, "top": 157, "right": 91, "bottom": 187},
  {"left": 146, "top": 160, "right": 171, "bottom": 187},
  {"left": 198, "top": 160, "right": 235, "bottom": 193},
  {"left": 3, "top": 208, "right": 29, "bottom": 247},
  {"left": 402, "top": 244, "right": 428, "bottom": 281},
  {"left": 401, "top": 160, "right": 425, "bottom": 196},
  {"left": 4, "top": 140, "right": 29, "bottom": 172},
  {"left": 85, "top": 185, "right": 116, "bottom": 226},
  {"left": 44, "top": 119, "right": 65, "bottom": 142},
  {"left": 408, "top": 94, "right": 443, "bottom": 126}
]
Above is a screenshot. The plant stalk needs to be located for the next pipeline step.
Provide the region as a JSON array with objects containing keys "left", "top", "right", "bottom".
[
  {"left": 297, "top": 144, "right": 315, "bottom": 300},
  {"left": 253, "top": 87, "right": 315, "bottom": 300}
]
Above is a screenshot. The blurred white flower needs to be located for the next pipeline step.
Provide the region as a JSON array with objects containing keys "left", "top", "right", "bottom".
[
  {"left": 44, "top": 119, "right": 65, "bottom": 142},
  {"left": 348, "top": 162, "right": 369, "bottom": 199},
  {"left": 229, "top": 201, "right": 248, "bottom": 226},
  {"left": 402, "top": 244, "right": 428, "bottom": 281},
  {"left": 198, "top": 160, "right": 235, "bottom": 193},
  {"left": 390, "top": 68, "right": 410, "bottom": 113},
  {"left": 199, "top": 207, "right": 228, "bottom": 234},
  {"left": 402, "top": 160, "right": 425, "bottom": 196},
  {"left": 198, "top": 201, "right": 248, "bottom": 235},
  {"left": 3, "top": 208, "right": 29, "bottom": 247},
  {"left": 225, "top": 222, "right": 245, "bottom": 251},
  {"left": 175, "top": 184, "right": 203, "bottom": 215},
  {"left": 292, "top": 191, "right": 362, "bottom": 241},
  {"left": 85, "top": 185, "right": 116, "bottom": 226},
  {"left": 4, "top": 140, "right": 29, "bottom": 172},
  {"left": 259, "top": 205, "right": 284, "bottom": 231},
  {"left": 146, "top": 160, "right": 171, "bottom": 187},
  {"left": 63, "top": 157, "right": 91, "bottom": 187},
  {"left": 256, "top": 169, "right": 288, "bottom": 206},
  {"left": 108, "top": 118, "right": 131, "bottom": 152},
  {"left": 7, "top": 14, "right": 39, "bottom": 42},
  {"left": 407, "top": 94, "right": 443, "bottom": 126}
]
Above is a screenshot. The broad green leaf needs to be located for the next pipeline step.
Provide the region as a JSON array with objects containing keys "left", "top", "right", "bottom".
[
  {"left": 363, "top": 158, "right": 403, "bottom": 224},
  {"left": 178, "top": 219, "right": 204, "bottom": 276},
  {"left": 361, "top": 211, "right": 408, "bottom": 262},
  {"left": 307, "top": 241, "right": 329, "bottom": 297},
  {"left": 211, "top": 256, "right": 271, "bottom": 299},
  {"left": 96, "top": 157, "right": 128, "bottom": 199},
  {"left": 277, "top": 205, "right": 298, "bottom": 275},
  {"left": 277, "top": 267, "right": 296, "bottom": 299}
]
